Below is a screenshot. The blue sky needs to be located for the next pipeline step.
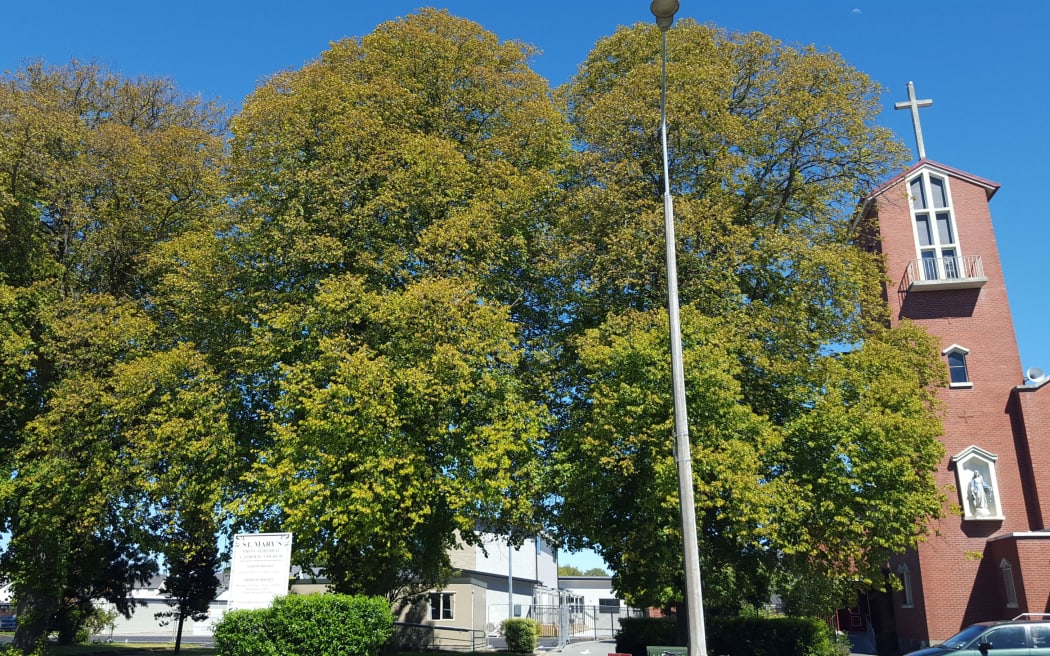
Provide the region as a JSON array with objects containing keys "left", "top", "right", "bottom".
[{"left": 3, "top": 1, "right": 1048, "bottom": 573}]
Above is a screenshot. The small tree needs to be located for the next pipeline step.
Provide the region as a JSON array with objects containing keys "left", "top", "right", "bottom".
[{"left": 156, "top": 516, "right": 221, "bottom": 656}]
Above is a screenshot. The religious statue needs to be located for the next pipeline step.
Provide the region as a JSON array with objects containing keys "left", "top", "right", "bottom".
[{"left": 969, "top": 470, "right": 994, "bottom": 516}]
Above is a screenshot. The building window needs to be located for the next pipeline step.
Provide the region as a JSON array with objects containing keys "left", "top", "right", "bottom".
[
  {"left": 1000, "top": 560, "right": 1018, "bottom": 608},
  {"left": 910, "top": 172, "right": 962, "bottom": 281},
  {"left": 942, "top": 344, "right": 972, "bottom": 388},
  {"left": 897, "top": 564, "right": 914, "bottom": 608},
  {"left": 568, "top": 595, "right": 584, "bottom": 614},
  {"left": 429, "top": 592, "right": 454, "bottom": 620}
]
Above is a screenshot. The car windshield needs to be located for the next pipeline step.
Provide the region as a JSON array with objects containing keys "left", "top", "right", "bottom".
[{"left": 940, "top": 625, "right": 991, "bottom": 649}]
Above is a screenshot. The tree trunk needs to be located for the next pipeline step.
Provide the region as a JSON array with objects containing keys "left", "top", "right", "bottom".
[
  {"left": 174, "top": 611, "right": 185, "bottom": 655},
  {"left": 13, "top": 590, "right": 56, "bottom": 652}
]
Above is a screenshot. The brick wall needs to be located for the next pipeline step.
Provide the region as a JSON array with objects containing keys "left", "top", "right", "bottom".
[
  {"left": 865, "top": 164, "right": 1045, "bottom": 647},
  {"left": 1013, "top": 384, "right": 1050, "bottom": 530}
]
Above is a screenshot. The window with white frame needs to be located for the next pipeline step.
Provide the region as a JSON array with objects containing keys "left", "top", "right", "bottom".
[
  {"left": 942, "top": 344, "right": 972, "bottom": 387},
  {"left": 910, "top": 171, "right": 962, "bottom": 281},
  {"left": 568, "top": 595, "right": 584, "bottom": 614},
  {"left": 897, "top": 563, "right": 914, "bottom": 608},
  {"left": 1000, "top": 559, "right": 1018, "bottom": 608},
  {"left": 429, "top": 592, "right": 454, "bottom": 620}
]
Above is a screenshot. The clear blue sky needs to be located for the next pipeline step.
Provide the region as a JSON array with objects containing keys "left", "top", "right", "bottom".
[{"left": 4, "top": 1, "right": 1048, "bottom": 573}]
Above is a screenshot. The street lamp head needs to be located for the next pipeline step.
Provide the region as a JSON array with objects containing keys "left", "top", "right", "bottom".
[{"left": 650, "top": 0, "right": 680, "bottom": 31}]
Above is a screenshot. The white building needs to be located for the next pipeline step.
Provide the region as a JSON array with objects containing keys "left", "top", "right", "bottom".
[{"left": 92, "top": 533, "right": 633, "bottom": 649}]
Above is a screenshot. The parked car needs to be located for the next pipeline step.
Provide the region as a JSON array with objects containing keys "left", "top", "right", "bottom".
[
  {"left": 905, "top": 614, "right": 1050, "bottom": 656},
  {"left": 0, "top": 614, "right": 15, "bottom": 631}
]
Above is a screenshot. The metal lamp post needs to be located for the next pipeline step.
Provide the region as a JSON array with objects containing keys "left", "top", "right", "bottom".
[{"left": 649, "top": 2, "right": 708, "bottom": 655}]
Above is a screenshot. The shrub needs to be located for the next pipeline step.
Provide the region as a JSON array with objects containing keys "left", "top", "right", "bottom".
[
  {"left": 615, "top": 614, "right": 839, "bottom": 656},
  {"left": 213, "top": 607, "right": 279, "bottom": 656},
  {"left": 707, "top": 615, "right": 839, "bottom": 656},
  {"left": 213, "top": 594, "right": 394, "bottom": 656},
  {"left": 269, "top": 594, "right": 394, "bottom": 656},
  {"left": 616, "top": 616, "right": 680, "bottom": 656},
  {"left": 502, "top": 618, "right": 540, "bottom": 654}
]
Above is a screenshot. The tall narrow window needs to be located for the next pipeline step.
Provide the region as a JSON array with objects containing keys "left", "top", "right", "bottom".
[
  {"left": 897, "top": 564, "right": 914, "bottom": 608},
  {"left": 429, "top": 592, "right": 454, "bottom": 620},
  {"left": 1000, "top": 560, "right": 1018, "bottom": 608},
  {"left": 910, "top": 172, "right": 961, "bottom": 281},
  {"left": 942, "top": 345, "right": 972, "bottom": 388}
]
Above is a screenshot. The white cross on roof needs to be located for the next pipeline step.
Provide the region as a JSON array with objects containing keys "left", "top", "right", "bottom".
[{"left": 895, "top": 81, "right": 933, "bottom": 160}]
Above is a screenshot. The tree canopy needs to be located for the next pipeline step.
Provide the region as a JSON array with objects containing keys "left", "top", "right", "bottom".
[
  {"left": 548, "top": 21, "right": 944, "bottom": 612},
  {"left": 0, "top": 60, "right": 231, "bottom": 648},
  {"left": 0, "top": 10, "right": 950, "bottom": 649},
  {"left": 222, "top": 8, "right": 564, "bottom": 600}
]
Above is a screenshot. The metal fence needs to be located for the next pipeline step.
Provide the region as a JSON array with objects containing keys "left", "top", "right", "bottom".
[{"left": 522, "top": 603, "right": 646, "bottom": 642}]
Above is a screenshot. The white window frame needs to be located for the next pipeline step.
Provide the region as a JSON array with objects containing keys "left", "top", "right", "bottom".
[
  {"left": 909, "top": 171, "right": 964, "bottom": 281},
  {"left": 942, "top": 344, "right": 973, "bottom": 388},
  {"left": 429, "top": 591, "right": 454, "bottom": 620}
]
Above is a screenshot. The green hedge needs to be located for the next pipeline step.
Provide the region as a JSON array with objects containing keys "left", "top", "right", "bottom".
[
  {"left": 707, "top": 616, "right": 840, "bottom": 656},
  {"left": 616, "top": 616, "right": 680, "bottom": 656},
  {"left": 616, "top": 615, "right": 840, "bottom": 656},
  {"left": 502, "top": 618, "right": 540, "bottom": 653},
  {"left": 212, "top": 607, "right": 279, "bottom": 656},
  {"left": 213, "top": 594, "right": 394, "bottom": 656}
]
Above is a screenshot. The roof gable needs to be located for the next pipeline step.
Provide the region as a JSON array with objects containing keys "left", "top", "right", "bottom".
[
  {"left": 855, "top": 159, "right": 1002, "bottom": 228},
  {"left": 869, "top": 159, "right": 1001, "bottom": 203}
]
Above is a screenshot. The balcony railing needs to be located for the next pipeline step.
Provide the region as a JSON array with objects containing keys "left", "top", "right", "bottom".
[{"left": 900, "top": 254, "right": 987, "bottom": 292}]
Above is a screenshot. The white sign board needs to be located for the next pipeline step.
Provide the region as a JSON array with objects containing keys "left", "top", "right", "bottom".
[{"left": 227, "top": 532, "right": 293, "bottom": 611}]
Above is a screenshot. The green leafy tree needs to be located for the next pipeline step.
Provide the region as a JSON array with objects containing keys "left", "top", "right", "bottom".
[
  {"left": 114, "top": 344, "right": 233, "bottom": 655},
  {"left": 0, "top": 60, "right": 227, "bottom": 650},
  {"left": 156, "top": 512, "right": 222, "bottom": 656},
  {"left": 549, "top": 21, "right": 945, "bottom": 616},
  {"left": 558, "top": 564, "right": 609, "bottom": 577},
  {"left": 224, "top": 9, "right": 567, "bottom": 600}
]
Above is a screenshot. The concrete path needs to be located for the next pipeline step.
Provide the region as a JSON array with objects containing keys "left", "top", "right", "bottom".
[{"left": 544, "top": 639, "right": 620, "bottom": 655}]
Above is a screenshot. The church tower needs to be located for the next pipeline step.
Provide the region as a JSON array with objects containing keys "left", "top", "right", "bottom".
[{"left": 856, "top": 82, "right": 1050, "bottom": 652}]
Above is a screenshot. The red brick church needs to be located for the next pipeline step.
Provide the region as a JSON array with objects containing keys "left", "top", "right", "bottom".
[{"left": 848, "top": 82, "right": 1050, "bottom": 654}]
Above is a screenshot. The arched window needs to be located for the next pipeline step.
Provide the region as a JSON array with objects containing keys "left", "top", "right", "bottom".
[
  {"left": 942, "top": 344, "right": 972, "bottom": 388},
  {"left": 1000, "top": 559, "right": 1018, "bottom": 608},
  {"left": 897, "top": 564, "right": 914, "bottom": 608}
]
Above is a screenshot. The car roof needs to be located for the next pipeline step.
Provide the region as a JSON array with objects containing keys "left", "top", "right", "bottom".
[{"left": 971, "top": 615, "right": 1050, "bottom": 630}]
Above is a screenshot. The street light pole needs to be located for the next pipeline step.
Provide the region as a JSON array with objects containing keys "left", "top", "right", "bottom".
[{"left": 649, "top": 2, "right": 707, "bottom": 655}]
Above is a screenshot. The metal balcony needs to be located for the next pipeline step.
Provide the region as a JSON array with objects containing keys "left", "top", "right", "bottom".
[{"left": 899, "top": 255, "right": 987, "bottom": 292}]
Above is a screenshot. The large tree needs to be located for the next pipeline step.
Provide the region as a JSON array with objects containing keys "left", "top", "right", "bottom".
[
  {"left": 549, "top": 21, "right": 946, "bottom": 614},
  {"left": 223, "top": 9, "right": 567, "bottom": 600},
  {"left": 0, "top": 61, "right": 229, "bottom": 649}
]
